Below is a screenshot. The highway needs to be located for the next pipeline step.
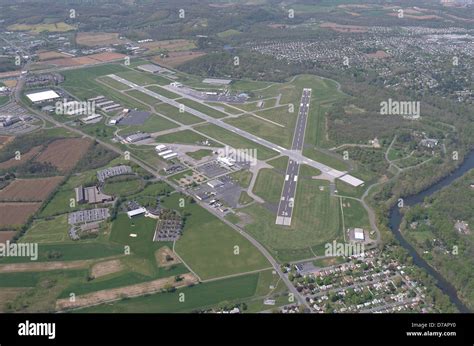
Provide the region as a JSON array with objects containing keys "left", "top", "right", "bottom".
[
  {"left": 275, "top": 88, "right": 311, "bottom": 226},
  {"left": 108, "top": 74, "right": 347, "bottom": 179}
]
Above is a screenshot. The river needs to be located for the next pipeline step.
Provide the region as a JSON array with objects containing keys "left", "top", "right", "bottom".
[{"left": 389, "top": 151, "right": 474, "bottom": 313}]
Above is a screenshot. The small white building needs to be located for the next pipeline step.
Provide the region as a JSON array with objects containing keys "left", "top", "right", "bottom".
[{"left": 127, "top": 208, "right": 147, "bottom": 218}]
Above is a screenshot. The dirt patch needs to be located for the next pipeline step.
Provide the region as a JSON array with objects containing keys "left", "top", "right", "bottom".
[
  {"left": 56, "top": 273, "right": 198, "bottom": 310},
  {"left": 2, "top": 79, "right": 17, "bottom": 88},
  {"left": 0, "top": 231, "right": 16, "bottom": 243},
  {"left": 0, "top": 259, "right": 97, "bottom": 273},
  {"left": 38, "top": 50, "right": 71, "bottom": 61},
  {"left": 35, "top": 138, "right": 91, "bottom": 172},
  {"left": 0, "top": 202, "right": 41, "bottom": 227},
  {"left": 152, "top": 51, "right": 206, "bottom": 68},
  {"left": 76, "top": 32, "right": 122, "bottom": 47},
  {"left": 155, "top": 246, "right": 181, "bottom": 267},
  {"left": 87, "top": 52, "right": 126, "bottom": 62},
  {"left": 235, "top": 211, "right": 254, "bottom": 228},
  {"left": 320, "top": 22, "right": 368, "bottom": 33},
  {"left": 91, "top": 259, "right": 124, "bottom": 278},
  {"left": 0, "top": 145, "right": 43, "bottom": 170},
  {"left": 0, "top": 176, "right": 64, "bottom": 202}
]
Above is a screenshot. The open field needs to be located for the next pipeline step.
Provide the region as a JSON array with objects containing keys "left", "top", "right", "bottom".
[
  {"left": 90, "top": 259, "right": 124, "bottom": 279},
  {"left": 20, "top": 215, "right": 70, "bottom": 244},
  {"left": 225, "top": 113, "right": 294, "bottom": 149},
  {"left": 76, "top": 272, "right": 259, "bottom": 313},
  {"left": 194, "top": 124, "right": 278, "bottom": 160},
  {"left": 102, "top": 176, "right": 144, "bottom": 196},
  {"left": 76, "top": 32, "right": 122, "bottom": 46},
  {"left": 0, "top": 231, "right": 16, "bottom": 243},
  {"left": 155, "top": 130, "right": 217, "bottom": 146},
  {"left": 243, "top": 179, "right": 342, "bottom": 262},
  {"left": 37, "top": 50, "right": 71, "bottom": 61},
  {"left": 162, "top": 193, "right": 269, "bottom": 280},
  {"left": 139, "top": 39, "right": 196, "bottom": 52},
  {"left": 8, "top": 22, "right": 75, "bottom": 33},
  {"left": 151, "top": 51, "right": 206, "bottom": 68},
  {"left": 177, "top": 99, "right": 227, "bottom": 119},
  {"left": 56, "top": 272, "right": 198, "bottom": 310},
  {"left": 252, "top": 169, "right": 284, "bottom": 205},
  {"left": 0, "top": 177, "right": 64, "bottom": 202},
  {"left": 154, "top": 102, "right": 203, "bottom": 125},
  {"left": 0, "top": 146, "right": 42, "bottom": 170},
  {"left": 116, "top": 70, "right": 169, "bottom": 86},
  {"left": 146, "top": 85, "right": 181, "bottom": 100},
  {"left": 34, "top": 138, "right": 91, "bottom": 172},
  {"left": 118, "top": 113, "right": 178, "bottom": 134},
  {"left": 60, "top": 64, "right": 146, "bottom": 104},
  {"left": 0, "top": 202, "right": 41, "bottom": 228},
  {"left": 186, "top": 149, "right": 213, "bottom": 160}
]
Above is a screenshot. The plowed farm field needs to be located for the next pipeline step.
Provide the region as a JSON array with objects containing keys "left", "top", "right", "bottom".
[
  {"left": 0, "top": 177, "right": 64, "bottom": 202},
  {"left": 0, "top": 203, "right": 41, "bottom": 227},
  {"left": 34, "top": 138, "right": 91, "bottom": 172}
]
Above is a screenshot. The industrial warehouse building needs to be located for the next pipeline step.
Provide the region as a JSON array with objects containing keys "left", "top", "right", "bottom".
[{"left": 26, "top": 90, "right": 60, "bottom": 103}]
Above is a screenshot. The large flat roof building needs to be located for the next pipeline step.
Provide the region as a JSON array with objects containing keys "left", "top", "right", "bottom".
[{"left": 26, "top": 90, "right": 60, "bottom": 103}]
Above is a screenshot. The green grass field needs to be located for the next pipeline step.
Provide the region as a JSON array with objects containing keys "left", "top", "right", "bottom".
[
  {"left": 117, "top": 113, "right": 178, "bottom": 134},
  {"left": 98, "top": 76, "right": 130, "bottom": 91},
  {"left": 186, "top": 149, "right": 213, "bottom": 160},
  {"left": 146, "top": 85, "right": 181, "bottom": 100},
  {"left": 102, "top": 177, "right": 144, "bottom": 196},
  {"left": 116, "top": 70, "right": 169, "bottom": 86},
  {"left": 225, "top": 113, "right": 295, "bottom": 149},
  {"left": 154, "top": 102, "right": 203, "bottom": 125},
  {"left": 163, "top": 194, "right": 269, "bottom": 280},
  {"left": 76, "top": 272, "right": 260, "bottom": 313},
  {"left": 252, "top": 168, "right": 284, "bottom": 205},
  {"left": 243, "top": 179, "right": 342, "bottom": 262},
  {"left": 341, "top": 197, "right": 370, "bottom": 231},
  {"left": 20, "top": 215, "right": 70, "bottom": 244},
  {"left": 125, "top": 90, "right": 162, "bottom": 106},
  {"left": 155, "top": 129, "right": 218, "bottom": 146},
  {"left": 194, "top": 124, "right": 278, "bottom": 160},
  {"left": 61, "top": 65, "right": 147, "bottom": 109},
  {"left": 178, "top": 98, "right": 228, "bottom": 119},
  {"left": 229, "top": 170, "right": 253, "bottom": 188}
]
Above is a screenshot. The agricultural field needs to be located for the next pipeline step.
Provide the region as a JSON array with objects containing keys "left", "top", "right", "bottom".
[
  {"left": 0, "top": 202, "right": 41, "bottom": 228},
  {"left": 0, "top": 177, "right": 64, "bottom": 202},
  {"left": 34, "top": 138, "right": 91, "bottom": 172},
  {"left": 7, "top": 22, "right": 76, "bottom": 33},
  {"left": 76, "top": 32, "right": 122, "bottom": 46}
]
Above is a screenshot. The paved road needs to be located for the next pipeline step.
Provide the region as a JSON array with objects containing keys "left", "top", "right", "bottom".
[
  {"left": 108, "top": 74, "right": 347, "bottom": 179},
  {"left": 16, "top": 84, "right": 310, "bottom": 310},
  {"left": 275, "top": 88, "right": 311, "bottom": 226}
]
